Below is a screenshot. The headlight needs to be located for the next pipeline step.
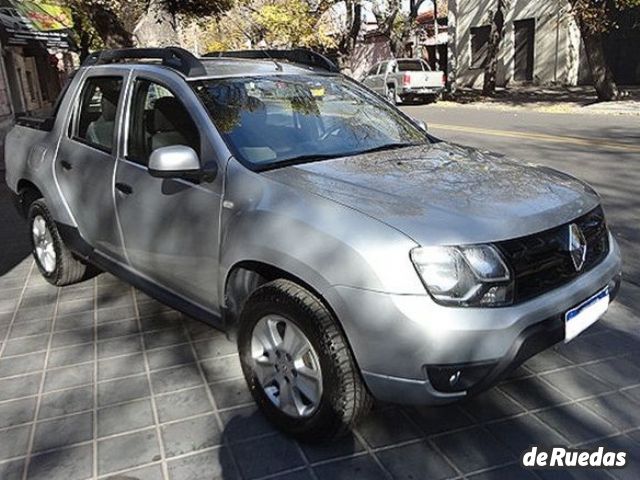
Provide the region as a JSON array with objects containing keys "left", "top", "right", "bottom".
[{"left": 410, "top": 245, "right": 513, "bottom": 307}]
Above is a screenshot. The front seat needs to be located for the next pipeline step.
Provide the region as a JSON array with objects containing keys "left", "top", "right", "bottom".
[
  {"left": 150, "top": 97, "right": 197, "bottom": 152},
  {"left": 86, "top": 95, "right": 117, "bottom": 149}
]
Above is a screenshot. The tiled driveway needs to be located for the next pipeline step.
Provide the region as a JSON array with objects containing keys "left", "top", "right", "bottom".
[{"left": 1, "top": 181, "right": 639, "bottom": 480}]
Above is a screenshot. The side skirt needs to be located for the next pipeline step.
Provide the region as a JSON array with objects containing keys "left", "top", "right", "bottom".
[{"left": 56, "top": 222, "right": 225, "bottom": 331}]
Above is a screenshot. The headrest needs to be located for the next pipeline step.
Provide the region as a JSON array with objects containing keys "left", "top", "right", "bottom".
[
  {"left": 101, "top": 95, "right": 117, "bottom": 122},
  {"left": 153, "top": 96, "right": 190, "bottom": 133}
]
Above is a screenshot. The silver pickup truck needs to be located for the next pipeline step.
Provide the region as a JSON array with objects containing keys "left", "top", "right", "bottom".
[
  {"left": 5, "top": 47, "right": 622, "bottom": 441},
  {"left": 361, "top": 58, "right": 446, "bottom": 104}
]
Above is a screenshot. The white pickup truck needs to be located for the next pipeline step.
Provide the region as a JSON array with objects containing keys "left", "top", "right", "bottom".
[{"left": 361, "top": 58, "right": 445, "bottom": 105}]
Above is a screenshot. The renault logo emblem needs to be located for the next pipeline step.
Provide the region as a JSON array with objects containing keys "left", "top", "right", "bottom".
[{"left": 568, "top": 223, "right": 587, "bottom": 271}]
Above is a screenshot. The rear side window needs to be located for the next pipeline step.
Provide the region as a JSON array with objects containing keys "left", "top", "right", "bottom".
[
  {"left": 366, "top": 64, "right": 379, "bottom": 76},
  {"left": 73, "top": 76, "right": 123, "bottom": 153},
  {"left": 396, "top": 60, "right": 425, "bottom": 71},
  {"left": 127, "top": 79, "right": 200, "bottom": 166}
]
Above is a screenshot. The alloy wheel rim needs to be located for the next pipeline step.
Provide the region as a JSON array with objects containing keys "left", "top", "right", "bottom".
[
  {"left": 32, "top": 215, "right": 56, "bottom": 273},
  {"left": 250, "top": 314, "right": 323, "bottom": 418}
]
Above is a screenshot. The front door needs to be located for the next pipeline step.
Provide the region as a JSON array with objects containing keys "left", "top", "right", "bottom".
[
  {"left": 113, "top": 73, "right": 224, "bottom": 312},
  {"left": 514, "top": 19, "right": 535, "bottom": 82},
  {"left": 55, "top": 73, "right": 125, "bottom": 258}
]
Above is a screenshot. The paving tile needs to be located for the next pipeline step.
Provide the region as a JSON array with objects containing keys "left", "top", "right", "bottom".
[
  {"left": 32, "top": 412, "right": 93, "bottom": 453},
  {"left": 139, "top": 310, "right": 183, "bottom": 332},
  {"left": 377, "top": 440, "right": 457, "bottom": 480},
  {"left": 167, "top": 446, "right": 238, "bottom": 480},
  {"left": 185, "top": 320, "right": 219, "bottom": 341},
  {"left": 313, "top": 454, "right": 387, "bottom": 480},
  {"left": 580, "top": 434, "right": 640, "bottom": 480},
  {"left": 96, "top": 305, "right": 136, "bottom": 324},
  {"left": 155, "top": 386, "right": 213, "bottom": 423},
  {"left": 98, "top": 353, "right": 145, "bottom": 381},
  {"left": 56, "top": 299, "right": 94, "bottom": 317},
  {"left": 219, "top": 406, "right": 278, "bottom": 443},
  {"left": 499, "top": 376, "right": 571, "bottom": 410},
  {"left": 43, "top": 363, "right": 93, "bottom": 392},
  {"left": 162, "top": 414, "right": 222, "bottom": 458},
  {"left": 405, "top": 404, "right": 475, "bottom": 435},
  {"left": 97, "top": 334, "right": 143, "bottom": 359},
  {"left": 523, "top": 348, "right": 573, "bottom": 373},
  {"left": 2, "top": 334, "right": 49, "bottom": 356},
  {"left": 147, "top": 343, "right": 196, "bottom": 371},
  {"left": 0, "top": 296, "right": 19, "bottom": 313},
  {"left": 38, "top": 386, "right": 93, "bottom": 419},
  {"left": 200, "top": 355, "right": 243, "bottom": 383},
  {"left": 622, "top": 385, "right": 640, "bottom": 403},
  {"left": 581, "top": 356, "right": 640, "bottom": 389},
  {"left": 58, "top": 285, "right": 94, "bottom": 303},
  {"left": 461, "top": 387, "right": 525, "bottom": 422},
  {"left": 98, "top": 428, "right": 161, "bottom": 475},
  {"left": 48, "top": 343, "right": 94, "bottom": 368},
  {"left": 580, "top": 391, "right": 640, "bottom": 430},
  {"left": 534, "top": 403, "right": 617, "bottom": 444},
  {"left": 150, "top": 364, "right": 203, "bottom": 394},
  {"left": 144, "top": 328, "right": 189, "bottom": 350},
  {"left": 0, "top": 351, "right": 46, "bottom": 378},
  {"left": 98, "top": 398, "right": 154, "bottom": 437},
  {"left": 97, "top": 319, "right": 139, "bottom": 340},
  {"left": 106, "top": 463, "right": 163, "bottom": 480},
  {"left": 19, "top": 292, "right": 57, "bottom": 310},
  {"left": 98, "top": 374, "right": 150, "bottom": 407},
  {"left": 13, "top": 306, "right": 54, "bottom": 324},
  {"left": 356, "top": 408, "right": 421, "bottom": 448},
  {"left": 231, "top": 433, "right": 305, "bottom": 479},
  {"left": 8, "top": 319, "right": 52, "bottom": 339},
  {"left": 0, "top": 459, "right": 24, "bottom": 480},
  {"left": 0, "top": 373, "right": 41, "bottom": 401},
  {"left": 432, "top": 426, "right": 515, "bottom": 474},
  {"left": 486, "top": 414, "right": 567, "bottom": 457},
  {"left": 468, "top": 464, "right": 538, "bottom": 480},
  {"left": 54, "top": 312, "right": 93, "bottom": 332},
  {"left": 97, "top": 292, "right": 134, "bottom": 310},
  {"left": 301, "top": 432, "right": 364, "bottom": 463},
  {"left": 193, "top": 336, "right": 237, "bottom": 360},
  {"left": 0, "top": 396, "right": 37, "bottom": 428},
  {"left": 556, "top": 331, "right": 624, "bottom": 364},
  {"left": 540, "top": 366, "right": 613, "bottom": 400},
  {"left": 209, "top": 377, "right": 253, "bottom": 409},
  {"left": 50, "top": 327, "right": 94, "bottom": 348},
  {"left": 26, "top": 443, "right": 92, "bottom": 480},
  {"left": 0, "top": 424, "right": 31, "bottom": 460},
  {"left": 137, "top": 300, "right": 173, "bottom": 317}
]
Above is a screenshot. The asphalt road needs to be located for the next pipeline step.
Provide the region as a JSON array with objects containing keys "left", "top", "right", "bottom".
[{"left": 401, "top": 104, "right": 640, "bottom": 289}]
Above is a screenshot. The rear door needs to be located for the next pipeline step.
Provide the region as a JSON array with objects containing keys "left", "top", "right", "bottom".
[
  {"left": 54, "top": 71, "right": 126, "bottom": 259},
  {"left": 362, "top": 63, "right": 380, "bottom": 91},
  {"left": 113, "top": 71, "right": 224, "bottom": 312}
]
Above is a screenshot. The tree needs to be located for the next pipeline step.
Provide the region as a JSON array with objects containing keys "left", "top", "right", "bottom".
[
  {"left": 569, "top": 0, "right": 640, "bottom": 101},
  {"left": 482, "top": 0, "right": 506, "bottom": 96}
]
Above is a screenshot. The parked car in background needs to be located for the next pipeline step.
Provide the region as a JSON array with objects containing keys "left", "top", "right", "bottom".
[{"left": 361, "top": 58, "right": 445, "bottom": 105}]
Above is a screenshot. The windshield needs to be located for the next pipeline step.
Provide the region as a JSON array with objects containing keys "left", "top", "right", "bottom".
[{"left": 192, "top": 75, "right": 428, "bottom": 168}]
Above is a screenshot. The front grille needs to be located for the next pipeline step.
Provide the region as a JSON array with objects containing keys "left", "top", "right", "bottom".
[{"left": 497, "top": 206, "right": 609, "bottom": 304}]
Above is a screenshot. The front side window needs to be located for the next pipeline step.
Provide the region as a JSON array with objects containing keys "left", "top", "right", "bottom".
[
  {"left": 127, "top": 79, "right": 200, "bottom": 165},
  {"left": 74, "top": 76, "right": 123, "bottom": 152},
  {"left": 193, "top": 75, "right": 428, "bottom": 169}
]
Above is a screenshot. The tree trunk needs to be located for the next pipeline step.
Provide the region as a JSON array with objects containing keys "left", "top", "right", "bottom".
[
  {"left": 580, "top": 28, "right": 619, "bottom": 101},
  {"left": 482, "top": 0, "right": 505, "bottom": 96},
  {"left": 91, "top": 6, "right": 134, "bottom": 48}
]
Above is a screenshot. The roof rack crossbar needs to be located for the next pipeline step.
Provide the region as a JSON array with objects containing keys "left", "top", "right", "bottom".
[
  {"left": 83, "top": 47, "right": 207, "bottom": 77},
  {"left": 205, "top": 49, "right": 339, "bottom": 73}
]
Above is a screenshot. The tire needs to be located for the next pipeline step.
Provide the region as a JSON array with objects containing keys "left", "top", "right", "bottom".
[
  {"left": 386, "top": 85, "right": 398, "bottom": 105},
  {"left": 28, "top": 199, "right": 92, "bottom": 286},
  {"left": 238, "top": 279, "right": 372, "bottom": 441}
]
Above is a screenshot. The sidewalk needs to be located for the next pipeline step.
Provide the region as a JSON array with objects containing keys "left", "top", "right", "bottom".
[{"left": 441, "top": 85, "right": 640, "bottom": 116}]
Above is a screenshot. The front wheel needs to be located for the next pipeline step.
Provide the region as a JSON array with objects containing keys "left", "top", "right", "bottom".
[{"left": 238, "top": 279, "right": 372, "bottom": 441}]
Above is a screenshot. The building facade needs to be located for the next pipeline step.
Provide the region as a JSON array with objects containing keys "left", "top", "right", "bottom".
[{"left": 447, "top": 0, "right": 585, "bottom": 89}]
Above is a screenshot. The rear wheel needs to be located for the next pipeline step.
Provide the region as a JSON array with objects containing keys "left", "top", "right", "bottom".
[
  {"left": 28, "top": 199, "right": 93, "bottom": 286},
  {"left": 238, "top": 279, "right": 372, "bottom": 441}
]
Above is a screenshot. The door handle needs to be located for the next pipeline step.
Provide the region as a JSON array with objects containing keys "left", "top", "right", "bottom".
[
  {"left": 115, "top": 182, "right": 133, "bottom": 195},
  {"left": 60, "top": 160, "right": 72, "bottom": 170}
]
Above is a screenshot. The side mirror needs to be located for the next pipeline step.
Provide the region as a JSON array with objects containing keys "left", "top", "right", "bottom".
[
  {"left": 413, "top": 118, "right": 428, "bottom": 132},
  {"left": 148, "top": 145, "right": 211, "bottom": 182}
]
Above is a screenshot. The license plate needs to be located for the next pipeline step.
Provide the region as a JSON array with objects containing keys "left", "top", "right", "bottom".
[{"left": 565, "top": 287, "right": 609, "bottom": 342}]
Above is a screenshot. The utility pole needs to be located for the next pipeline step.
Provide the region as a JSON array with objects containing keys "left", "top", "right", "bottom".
[{"left": 434, "top": 0, "right": 440, "bottom": 69}]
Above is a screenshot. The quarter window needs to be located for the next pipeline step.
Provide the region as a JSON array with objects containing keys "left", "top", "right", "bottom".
[
  {"left": 127, "top": 79, "right": 200, "bottom": 165},
  {"left": 74, "top": 77, "right": 123, "bottom": 153}
]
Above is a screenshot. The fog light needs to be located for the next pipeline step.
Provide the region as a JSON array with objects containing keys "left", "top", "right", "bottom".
[
  {"left": 427, "top": 363, "right": 496, "bottom": 393},
  {"left": 449, "top": 371, "right": 461, "bottom": 387}
]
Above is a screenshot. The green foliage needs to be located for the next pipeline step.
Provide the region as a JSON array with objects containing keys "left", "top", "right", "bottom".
[{"left": 570, "top": 0, "right": 640, "bottom": 34}]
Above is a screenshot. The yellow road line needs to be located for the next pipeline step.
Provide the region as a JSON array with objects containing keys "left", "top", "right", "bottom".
[{"left": 429, "top": 123, "right": 640, "bottom": 153}]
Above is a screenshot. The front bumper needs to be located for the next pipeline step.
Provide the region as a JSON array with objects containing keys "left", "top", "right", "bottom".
[{"left": 325, "top": 234, "right": 622, "bottom": 405}]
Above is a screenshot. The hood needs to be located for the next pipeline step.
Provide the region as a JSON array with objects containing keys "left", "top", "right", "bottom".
[{"left": 263, "top": 143, "right": 600, "bottom": 245}]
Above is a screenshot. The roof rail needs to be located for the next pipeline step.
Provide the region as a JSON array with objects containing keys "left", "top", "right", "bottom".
[
  {"left": 83, "top": 47, "right": 207, "bottom": 77},
  {"left": 205, "top": 49, "right": 340, "bottom": 73}
]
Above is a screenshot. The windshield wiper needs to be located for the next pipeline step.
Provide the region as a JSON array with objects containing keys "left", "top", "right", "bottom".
[{"left": 350, "top": 142, "right": 422, "bottom": 156}]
